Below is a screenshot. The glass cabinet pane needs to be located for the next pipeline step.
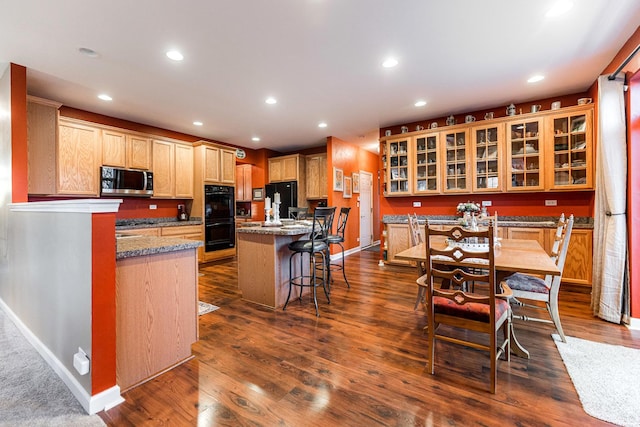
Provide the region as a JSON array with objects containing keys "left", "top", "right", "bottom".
[
  {"left": 473, "top": 125, "right": 502, "bottom": 192},
  {"left": 507, "top": 119, "right": 543, "bottom": 191},
  {"left": 414, "top": 134, "right": 440, "bottom": 193},
  {"left": 444, "top": 131, "right": 469, "bottom": 192},
  {"left": 385, "top": 138, "right": 411, "bottom": 195},
  {"left": 551, "top": 112, "right": 591, "bottom": 188}
]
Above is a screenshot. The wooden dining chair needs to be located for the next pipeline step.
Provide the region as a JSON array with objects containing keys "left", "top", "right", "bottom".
[
  {"left": 502, "top": 214, "right": 574, "bottom": 342},
  {"left": 417, "top": 220, "right": 511, "bottom": 393},
  {"left": 408, "top": 214, "right": 427, "bottom": 309}
]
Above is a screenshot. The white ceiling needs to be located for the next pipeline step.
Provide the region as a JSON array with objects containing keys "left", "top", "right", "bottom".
[{"left": 2, "top": 1, "right": 639, "bottom": 153}]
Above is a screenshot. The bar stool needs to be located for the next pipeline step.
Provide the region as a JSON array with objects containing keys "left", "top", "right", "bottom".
[
  {"left": 326, "top": 207, "right": 351, "bottom": 289},
  {"left": 283, "top": 206, "right": 335, "bottom": 316}
]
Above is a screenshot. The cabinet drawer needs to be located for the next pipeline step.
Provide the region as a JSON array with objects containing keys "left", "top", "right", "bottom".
[{"left": 161, "top": 225, "right": 202, "bottom": 236}]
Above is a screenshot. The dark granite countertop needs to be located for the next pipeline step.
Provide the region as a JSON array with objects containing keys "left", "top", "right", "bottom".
[
  {"left": 382, "top": 215, "right": 593, "bottom": 229},
  {"left": 116, "top": 217, "right": 202, "bottom": 230},
  {"left": 116, "top": 235, "right": 203, "bottom": 260}
]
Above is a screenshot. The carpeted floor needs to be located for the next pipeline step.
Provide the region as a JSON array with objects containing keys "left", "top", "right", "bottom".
[
  {"left": 553, "top": 334, "right": 640, "bottom": 427},
  {"left": 0, "top": 309, "right": 105, "bottom": 427}
]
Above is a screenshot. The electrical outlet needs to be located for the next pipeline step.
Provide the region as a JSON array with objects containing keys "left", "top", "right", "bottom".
[
  {"left": 545, "top": 200, "right": 557, "bottom": 206},
  {"left": 481, "top": 200, "right": 492, "bottom": 207},
  {"left": 149, "top": 204, "right": 157, "bottom": 210},
  {"left": 413, "top": 201, "right": 422, "bottom": 207}
]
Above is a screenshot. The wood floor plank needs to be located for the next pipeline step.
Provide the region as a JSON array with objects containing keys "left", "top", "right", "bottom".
[{"left": 100, "top": 249, "right": 634, "bottom": 426}]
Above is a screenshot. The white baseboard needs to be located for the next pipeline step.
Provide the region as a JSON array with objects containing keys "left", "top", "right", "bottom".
[
  {"left": 329, "top": 240, "right": 380, "bottom": 261},
  {"left": 627, "top": 317, "right": 640, "bottom": 331},
  {"left": 0, "top": 299, "right": 124, "bottom": 414}
]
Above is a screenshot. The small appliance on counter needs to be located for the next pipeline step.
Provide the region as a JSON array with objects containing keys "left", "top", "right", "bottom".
[{"left": 177, "top": 204, "right": 189, "bottom": 221}]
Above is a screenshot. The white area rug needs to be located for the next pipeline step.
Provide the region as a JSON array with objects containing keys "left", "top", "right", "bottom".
[
  {"left": 198, "top": 301, "right": 219, "bottom": 316},
  {"left": 553, "top": 334, "right": 640, "bottom": 427},
  {"left": 0, "top": 309, "right": 105, "bottom": 427}
]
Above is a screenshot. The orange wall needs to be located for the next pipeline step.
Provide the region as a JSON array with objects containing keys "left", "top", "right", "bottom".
[
  {"left": 10, "top": 63, "right": 27, "bottom": 203},
  {"left": 630, "top": 73, "right": 640, "bottom": 319},
  {"left": 327, "top": 136, "right": 381, "bottom": 253}
]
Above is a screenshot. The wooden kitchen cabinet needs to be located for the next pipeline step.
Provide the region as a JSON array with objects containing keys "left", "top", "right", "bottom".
[
  {"left": 442, "top": 129, "right": 471, "bottom": 193},
  {"left": 236, "top": 164, "right": 252, "bottom": 201},
  {"left": 194, "top": 143, "right": 236, "bottom": 185},
  {"left": 507, "top": 227, "right": 549, "bottom": 253},
  {"left": 545, "top": 108, "right": 593, "bottom": 190},
  {"left": 269, "top": 154, "right": 303, "bottom": 182},
  {"left": 471, "top": 124, "right": 504, "bottom": 192},
  {"left": 152, "top": 140, "right": 194, "bottom": 199},
  {"left": 384, "top": 223, "right": 412, "bottom": 265},
  {"left": 506, "top": 118, "right": 545, "bottom": 191},
  {"left": 57, "top": 118, "right": 101, "bottom": 196},
  {"left": 381, "top": 137, "right": 411, "bottom": 196},
  {"left": 413, "top": 133, "right": 441, "bottom": 194},
  {"left": 560, "top": 228, "right": 592, "bottom": 287},
  {"left": 102, "top": 129, "right": 151, "bottom": 171},
  {"left": 27, "top": 96, "right": 60, "bottom": 195},
  {"left": 305, "top": 153, "right": 328, "bottom": 199}
]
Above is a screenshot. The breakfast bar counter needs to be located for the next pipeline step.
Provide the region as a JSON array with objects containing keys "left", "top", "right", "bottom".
[{"left": 236, "top": 224, "right": 312, "bottom": 309}]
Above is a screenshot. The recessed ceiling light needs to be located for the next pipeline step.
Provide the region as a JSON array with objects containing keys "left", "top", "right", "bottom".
[
  {"left": 166, "top": 50, "right": 184, "bottom": 61},
  {"left": 252, "top": 137, "right": 261, "bottom": 142},
  {"left": 318, "top": 122, "right": 328, "bottom": 128},
  {"left": 98, "top": 94, "right": 112, "bottom": 101},
  {"left": 265, "top": 97, "right": 277, "bottom": 105},
  {"left": 193, "top": 121, "right": 203, "bottom": 126},
  {"left": 414, "top": 100, "right": 427, "bottom": 107},
  {"left": 546, "top": 1, "right": 573, "bottom": 17},
  {"left": 527, "top": 75, "right": 545, "bottom": 83},
  {"left": 78, "top": 47, "right": 99, "bottom": 58},
  {"left": 382, "top": 58, "right": 398, "bottom": 68}
]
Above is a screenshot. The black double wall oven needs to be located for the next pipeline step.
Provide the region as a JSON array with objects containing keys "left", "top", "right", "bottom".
[{"left": 204, "top": 185, "right": 235, "bottom": 252}]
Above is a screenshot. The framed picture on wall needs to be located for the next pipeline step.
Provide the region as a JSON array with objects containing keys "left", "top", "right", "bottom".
[
  {"left": 343, "top": 176, "right": 352, "bottom": 198},
  {"left": 352, "top": 173, "right": 360, "bottom": 193},
  {"left": 333, "top": 167, "right": 344, "bottom": 191},
  {"left": 252, "top": 188, "right": 264, "bottom": 201}
]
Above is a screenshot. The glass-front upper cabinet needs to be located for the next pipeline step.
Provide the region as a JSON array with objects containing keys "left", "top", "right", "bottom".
[
  {"left": 471, "top": 124, "right": 504, "bottom": 192},
  {"left": 546, "top": 108, "right": 593, "bottom": 190},
  {"left": 383, "top": 136, "right": 411, "bottom": 195},
  {"left": 443, "top": 130, "right": 470, "bottom": 193},
  {"left": 413, "top": 133, "right": 441, "bottom": 194},
  {"left": 506, "top": 118, "right": 545, "bottom": 191}
]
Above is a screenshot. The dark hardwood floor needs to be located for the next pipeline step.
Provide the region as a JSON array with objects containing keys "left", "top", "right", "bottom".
[{"left": 100, "top": 250, "right": 639, "bottom": 426}]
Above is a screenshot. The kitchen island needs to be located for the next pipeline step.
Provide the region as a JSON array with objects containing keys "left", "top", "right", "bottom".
[
  {"left": 116, "top": 235, "right": 202, "bottom": 391},
  {"left": 236, "top": 224, "right": 312, "bottom": 309}
]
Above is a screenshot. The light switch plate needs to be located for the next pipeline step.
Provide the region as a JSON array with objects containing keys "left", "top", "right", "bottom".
[
  {"left": 545, "top": 200, "right": 557, "bottom": 206},
  {"left": 149, "top": 204, "right": 157, "bottom": 210},
  {"left": 413, "top": 201, "right": 421, "bottom": 208},
  {"left": 481, "top": 200, "right": 492, "bottom": 207}
]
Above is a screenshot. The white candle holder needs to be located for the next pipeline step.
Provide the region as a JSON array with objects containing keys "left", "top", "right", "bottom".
[
  {"left": 264, "top": 207, "right": 272, "bottom": 224},
  {"left": 272, "top": 202, "right": 282, "bottom": 225}
]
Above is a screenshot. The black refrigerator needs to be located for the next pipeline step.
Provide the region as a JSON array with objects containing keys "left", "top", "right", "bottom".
[{"left": 265, "top": 181, "right": 297, "bottom": 219}]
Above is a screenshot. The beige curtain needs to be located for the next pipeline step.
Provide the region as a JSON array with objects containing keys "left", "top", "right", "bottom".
[{"left": 591, "top": 75, "right": 629, "bottom": 324}]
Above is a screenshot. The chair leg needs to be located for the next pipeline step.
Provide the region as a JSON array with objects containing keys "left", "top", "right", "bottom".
[
  {"left": 339, "top": 243, "right": 350, "bottom": 288},
  {"left": 321, "top": 252, "right": 331, "bottom": 304},
  {"left": 283, "top": 252, "right": 296, "bottom": 311},
  {"left": 547, "top": 299, "right": 566, "bottom": 343},
  {"left": 311, "top": 252, "right": 319, "bottom": 316},
  {"left": 414, "top": 286, "right": 426, "bottom": 310}
]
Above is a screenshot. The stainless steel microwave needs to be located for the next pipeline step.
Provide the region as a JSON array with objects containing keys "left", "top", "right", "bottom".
[{"left": 100, "top": 167, "right": 153, "bottom": 197}]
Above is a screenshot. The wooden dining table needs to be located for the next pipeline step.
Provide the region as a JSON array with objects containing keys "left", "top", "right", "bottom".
[{"left": 395, "top": 237, "right": 560, "bottom": 358}]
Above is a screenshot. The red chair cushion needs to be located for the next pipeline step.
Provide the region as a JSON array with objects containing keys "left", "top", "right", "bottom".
[{"left": 433, "top": 296, "right": 509, "bottom": 323}]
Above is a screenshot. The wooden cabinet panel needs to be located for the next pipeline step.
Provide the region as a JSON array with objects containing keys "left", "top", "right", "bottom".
[
  {"left": 152, "top": 140, "right": 174, "bottom": 198},
  {"left": 561, "top": 228, "right": 592, "bottom": 286},
  {"left": 57, "top": 119, "right": 100, "bottom": 195},
  {"left": 220, "top": 149, "right": 236, "bottom": 184},
  {"left": 27, "top": 97, "right": 60, "bottom": 195},
  {"left": 269, "top": 154, "right": 300, "bottom": 182},
  {"left": 116, "top": 249, "right": 197, "bottom": 391},
  {"left": 127, "top": 135, "right": 151, "bottom": 170},
  {"left": 203, "top": 146, "right": 221, "bottom": 182},
  {"left": 175, "top": 144, "right": 194, "bottom": 198},
  {"left": 236, "top": 164, "right": 252, "bottom": 201},
  {"left": 306, "top": 153, "right": 327, "bottom": 199},
  {"left": 384, "top": 224, "right": 411, "bottom": 265},
  {"left": 102, "top": 129, "right": 127, "bottom": 168},
  {"left": 507, "top": 227, "right": 548, "bottom": 252}
]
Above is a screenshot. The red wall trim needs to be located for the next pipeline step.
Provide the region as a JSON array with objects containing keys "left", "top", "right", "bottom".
[{"left": 91, "top": 213, "right": 117, "bottom": 394}]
